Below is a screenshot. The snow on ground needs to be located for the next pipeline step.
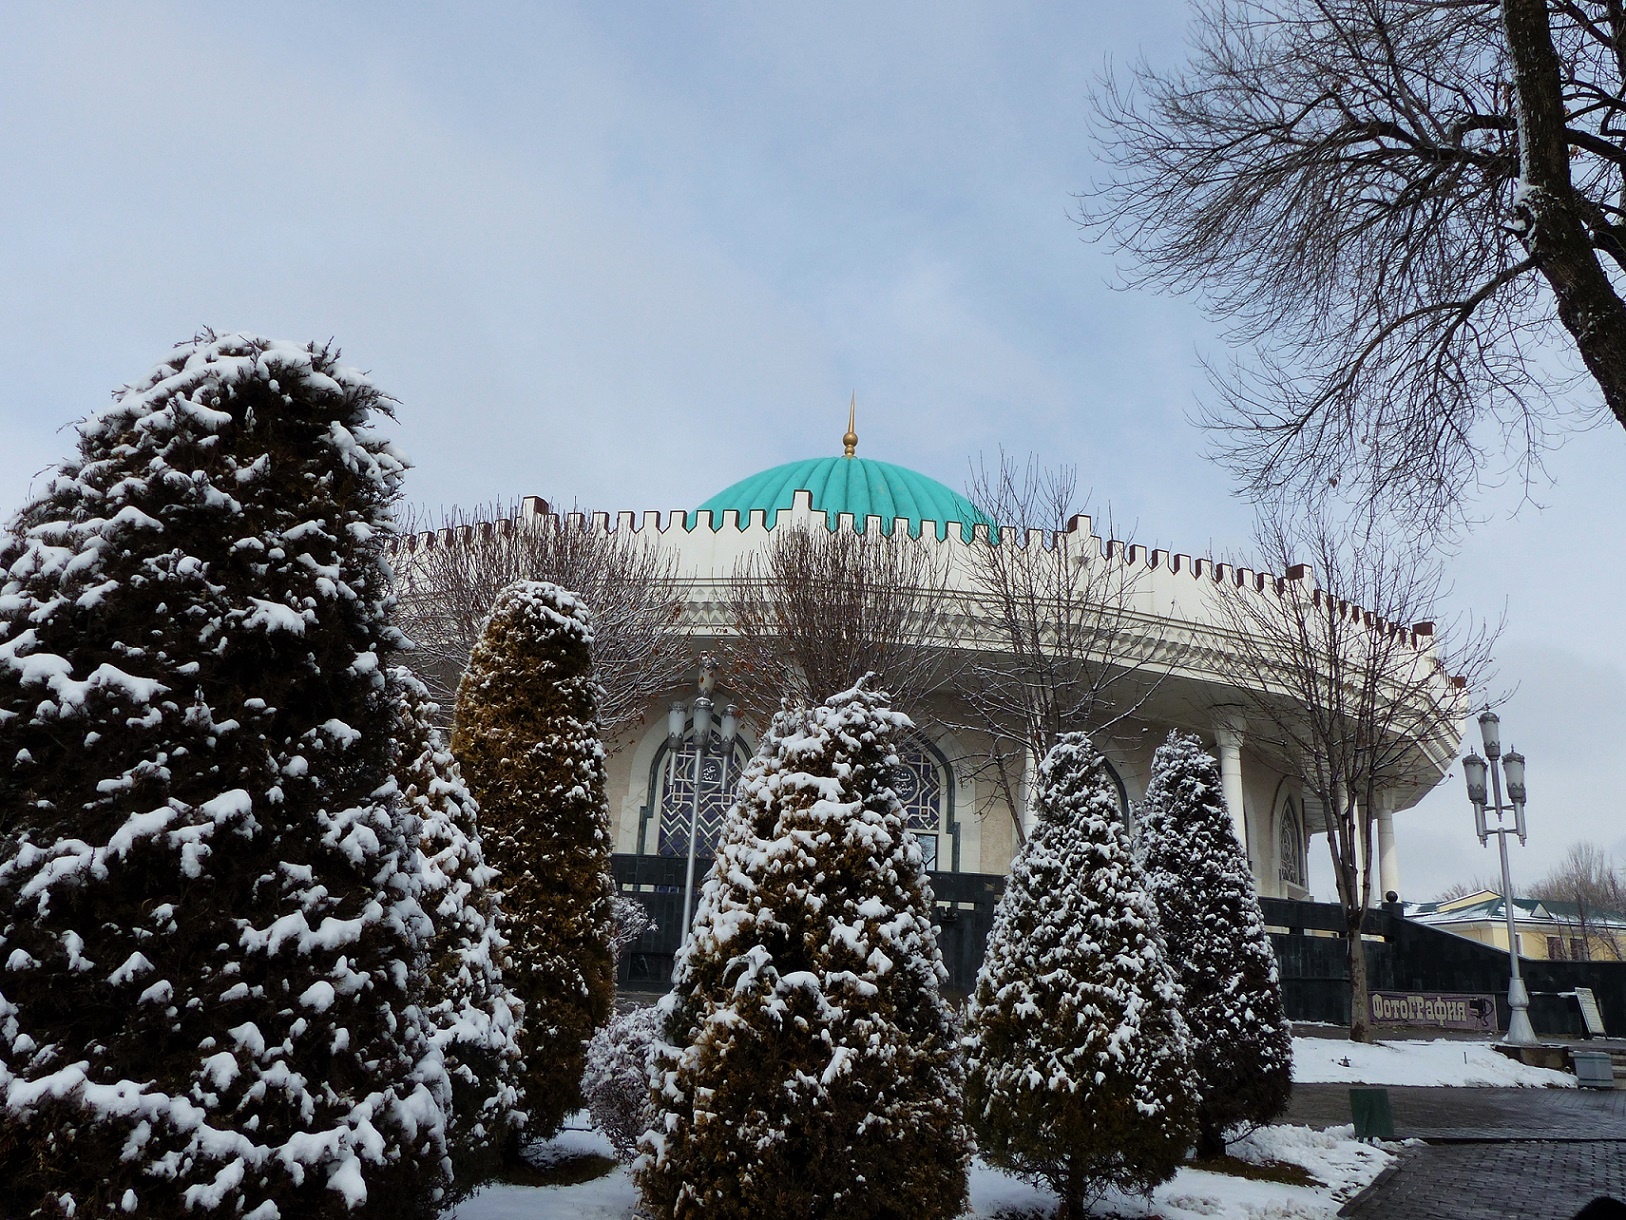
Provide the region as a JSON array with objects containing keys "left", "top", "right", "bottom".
[
  {"left": 967, "top": 1123, "right": 1399, "bottom": 1220},
  {"left": 441, "top": 1121, "right": 1397, "bottom": 1220},
  {"left": 1230, "top": 1123, "right": 1399, "bottom": 1200},
  {"left": 1291, "top": 1035, "right": 1575, "bottom": 1087},
  {"left": 444, "top": 1174, "right": 636, "bottom": 1220},
  {"left": 440, "top": 1124, "right": 637, "bottom": 1220},
  {"left": 436, "top": 1040, "right": 1569, "bottom": 1218}
]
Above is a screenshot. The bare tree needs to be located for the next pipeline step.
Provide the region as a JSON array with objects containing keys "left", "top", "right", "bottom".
[
  {"left": 393, "top": 501, "right": 686, "bottom": 741},
  {"left": 1210, "top": 508, "right": 1497, "bottom": 1040},
  {"left": 955, "top": 453, "right": 1170, "bottom": 845},
  {"left": 1087, "top": 0, "right": 1626, "bottom": 526},
  {"left": 1530, "top": 840, "right": 1626, "bottom": 959},
  {"left": 723, "top": 524, "right": 955, "bottom": 717},
  {"left": 1533, "top": 841, "right": 1626, "bottom": 909}
]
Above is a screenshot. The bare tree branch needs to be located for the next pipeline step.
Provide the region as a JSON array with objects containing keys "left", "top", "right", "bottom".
[
  {"left": 722, "top": 524, "right": 956, "bottom": 718},
  {"left": 951, "top": 452, "right": 1177, "bottom": 845},
  {"left": 1208, "top": 505, "right": 1499, "bottom": 1039},
  {"left": 393, "top": 501, "right": 687, "bottom": 743},
  {"left": 1086, "top": 0, "right": 1626, "bottom": 527},
  {"left": 1528, "top": 840, "right": 1626, "bottom": 959}
]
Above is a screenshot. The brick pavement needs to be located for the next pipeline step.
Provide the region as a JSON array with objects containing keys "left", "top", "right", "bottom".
[
  {"left": 1286, "top": 1083, "right": 1626, "bottom": 1141},
  {"left": 1339, "top": 1142, "right": 1626, "bottom": 1219},
  {"left": 1280, "top": 1086, "right": 1626, "bottom": 1218}
]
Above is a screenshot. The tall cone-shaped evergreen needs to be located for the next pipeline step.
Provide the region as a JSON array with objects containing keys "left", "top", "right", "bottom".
[
  {"left": 965, "top": 733, "right": 1196, "bottom": 1219},
  {"left": 450, "top": 580, "right": 615, "bottom": 1142},
  {"left": 1135, "top": 730, "right": 1292, "bottom": 1157},
  {"left": 638, "top": 680, "right": 969, "bottom": 1220},
  {"left": 391, "top": 667, "right": 524, "bottom": 1192},
  {"left": 0, "top": 334, "right": 450, "bottom": 1218}
]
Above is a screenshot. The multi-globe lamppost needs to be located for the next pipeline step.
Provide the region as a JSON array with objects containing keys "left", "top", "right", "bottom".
[
  {"left": 1461, "top": 710, "right": 1537, "bottom": 1047},
  {"left": 667, "top": 654, "right": 739, "bottom": 955}
]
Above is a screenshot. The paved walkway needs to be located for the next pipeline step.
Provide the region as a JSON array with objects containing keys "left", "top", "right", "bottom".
[
  {"left": 1286, "top": 1083, "right": 1626, "bottom": 1142},
  {"left": 1282, "top": 1085, "right": 1626, "bottom": 1219},
  {"left": 1341, "top": 1142, "right": 1626, "bottom": 1219}
]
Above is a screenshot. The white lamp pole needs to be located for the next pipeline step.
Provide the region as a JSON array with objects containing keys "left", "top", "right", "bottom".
[
  {"left": 672, "top": 656, "right": 741, "bottom": 963},
  {"left": 1463, "top": 709, "right": 1537, "bottom": 1047}
]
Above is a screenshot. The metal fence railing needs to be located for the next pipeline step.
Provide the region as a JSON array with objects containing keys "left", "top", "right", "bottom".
[
  {"left": 610, "top": 861, "right": 1626, "bottom": 1034},
  {"left": 610, "top": 854, "right": 1005, "bottom": 995}
]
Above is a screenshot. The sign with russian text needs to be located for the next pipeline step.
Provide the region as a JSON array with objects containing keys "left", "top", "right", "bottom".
[{"left": 1369, "top": 990, "right": 1498, "bottom": 1032}]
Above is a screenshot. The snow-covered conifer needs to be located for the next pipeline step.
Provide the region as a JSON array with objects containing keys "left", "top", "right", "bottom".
[
  {"left": 637, "top": 680, "right": 969, "bottom": 1220},
  {"left": 450, "top": 581, "right": 615, "bottom": 1143},
  {"left": 391, "top": 667, "right": 524, "bottom": 1192},
  {"left": 0, "top": 334, "right": 450, "bottom": 1218},
  {"left": 1135, "top": 730, "right": 1292, "bottom": 1157},
  {"left": 965, "top": 733, "right": 1196, "bottom": 1218}
]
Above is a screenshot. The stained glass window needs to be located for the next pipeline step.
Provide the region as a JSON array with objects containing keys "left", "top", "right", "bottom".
[
  {"left": 894, "top": 732, "right": 948, "bottom": 872},
  {"left": 1278, "top": 798, "right": 1305, "bottom": 888},
  {"left": 655, "top": 731, "right": 748, "bottom": 859}
]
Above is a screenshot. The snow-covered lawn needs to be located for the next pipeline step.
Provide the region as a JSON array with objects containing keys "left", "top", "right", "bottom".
[
  {"left": 965, "top": 1123, "right": 1396, "bottom": 1219},
  {"left": 440, "top": 1037, "right": 1575, "bottom": 1219},
  {"left": 1291, "top": 1035, "right": 1575, "bottom": 1087},
  {"left": 441, "top": 1120, "right": 1397, "bottom": 1220}
]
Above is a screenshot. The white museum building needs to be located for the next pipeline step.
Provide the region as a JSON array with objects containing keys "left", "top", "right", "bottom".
[{"left": 402, "top": 429, "right": 1465, "bottom": 911}]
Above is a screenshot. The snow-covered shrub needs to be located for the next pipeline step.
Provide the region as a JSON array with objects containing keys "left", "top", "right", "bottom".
[
  {"left": 637, "top": 679, "right": 970, "bottom": 1220},
  {"left": 582, "top": 1004, "right": 662, "bottom": 1160},
  {"left": 610, "top": 894, "right": 654, "bottom": 955},
  {"left": 0, "top": 334, "right": 451, "bottom": 1218},
  {"left": 393, "top": 667, "right": 525, "bottom": 1192},
  {"left": 450, "top": 580, "right": 615, "bottom": 1142},
  {"left": 965, "top": 732, "right": 1197, "bottom": 1219},
  {"left": 1135, "top": 730, "right": 1292, "bottom": 1156}
]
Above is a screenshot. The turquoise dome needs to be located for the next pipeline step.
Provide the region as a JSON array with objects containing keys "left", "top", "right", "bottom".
[{"left": 693, "top": 455, "right": 988, "bottom": 541}]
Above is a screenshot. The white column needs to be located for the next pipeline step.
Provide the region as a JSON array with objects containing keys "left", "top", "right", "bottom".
[
  {"left": 1350, "top": 794, "right": 1373, "bottom": 908},
  {"left": 1018, "top": 746, "right": 1039, "bottom": 842},
  {"left": 1213, "top": 711, "right": 1248, "bottom": 862},
  {"left": 1376, "top": 793, "right": 1401, "bottom": 903},
  {"left": 1260, "top": 797, "right": 1281, "bottom": 899}
]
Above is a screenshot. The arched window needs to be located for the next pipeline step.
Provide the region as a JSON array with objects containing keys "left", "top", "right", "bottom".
[
  {"left": 1103, "top": 756, "right": 1129, "bottom": 824},
  {"left": 894, "top": 732, "right": 955, "bottom": 872},
  {"left": 641, "top": 724, "right": 956, "bottom": 870},
  {"left": 1278, "top": 797, "right": 1305, "bottom": 889},
  {"left": 647, "top": 724, "right": 751, "bottom": 859}
]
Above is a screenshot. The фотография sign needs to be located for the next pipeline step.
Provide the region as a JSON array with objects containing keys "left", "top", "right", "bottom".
[{"left": 1369, "top": 991, "right": 1498, "bottom": 1032}]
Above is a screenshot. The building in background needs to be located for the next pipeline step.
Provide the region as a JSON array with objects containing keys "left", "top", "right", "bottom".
[
  {"left": 396, "top": 430, "right": 1465, "bottom": 906},
  {"left": 1409, "top": 890, "right": 1626, "bottom": 961}
]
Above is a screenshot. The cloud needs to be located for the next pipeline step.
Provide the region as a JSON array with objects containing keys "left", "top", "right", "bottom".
[
  {"left": 1377, "top": 643, "right": 1626, "bottom": 902},
  {"left": 0, "top": 3, "right": 1230, "bottom": 537},
  {"left": 5, "top": 4, "right": 1624, "bottom": 910}
]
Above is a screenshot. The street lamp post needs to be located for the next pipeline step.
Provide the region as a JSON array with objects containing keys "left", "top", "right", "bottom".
[
  {"left": 1462, "top": 710, "right": 1537, "bottom": 1047},
  {"left": 669, "top": 655, "right": 739, "bottom": 959}
]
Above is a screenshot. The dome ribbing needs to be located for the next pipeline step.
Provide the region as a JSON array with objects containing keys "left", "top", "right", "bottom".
[{"left": 693, "top": 455, "right": 988, "bottom": 541}]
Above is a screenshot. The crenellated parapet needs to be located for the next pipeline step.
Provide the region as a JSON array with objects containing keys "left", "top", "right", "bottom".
[
  {"left": 389, "top": 488, "right": 1448, "bottom": 661},
  {"left": 392, "top": 477, "right": 1469, "bottom": 858}
]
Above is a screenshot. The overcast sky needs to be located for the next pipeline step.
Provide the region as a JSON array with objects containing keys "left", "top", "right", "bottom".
[{"left": 4, "top": 2, "right": 1623, "bottom": 901}]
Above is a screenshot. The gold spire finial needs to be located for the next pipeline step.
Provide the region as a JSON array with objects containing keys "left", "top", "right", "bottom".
[{"left": 842, "top": 391, "right": 858, "bottom": 458}]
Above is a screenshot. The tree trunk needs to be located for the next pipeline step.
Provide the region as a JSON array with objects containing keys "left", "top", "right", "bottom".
[
  {"left": 503, "top": 1124, "right": 527, "bottom": 1168},
  {"left": 1195, "top": 1119, "right": 1227, "bottom": 1160},
  {"left": 1502, "top": 0, "right": 1626, "bottom": 432},
  {"left": 1347, "top": 909, "right": 1372, "bottom": 1044}
]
